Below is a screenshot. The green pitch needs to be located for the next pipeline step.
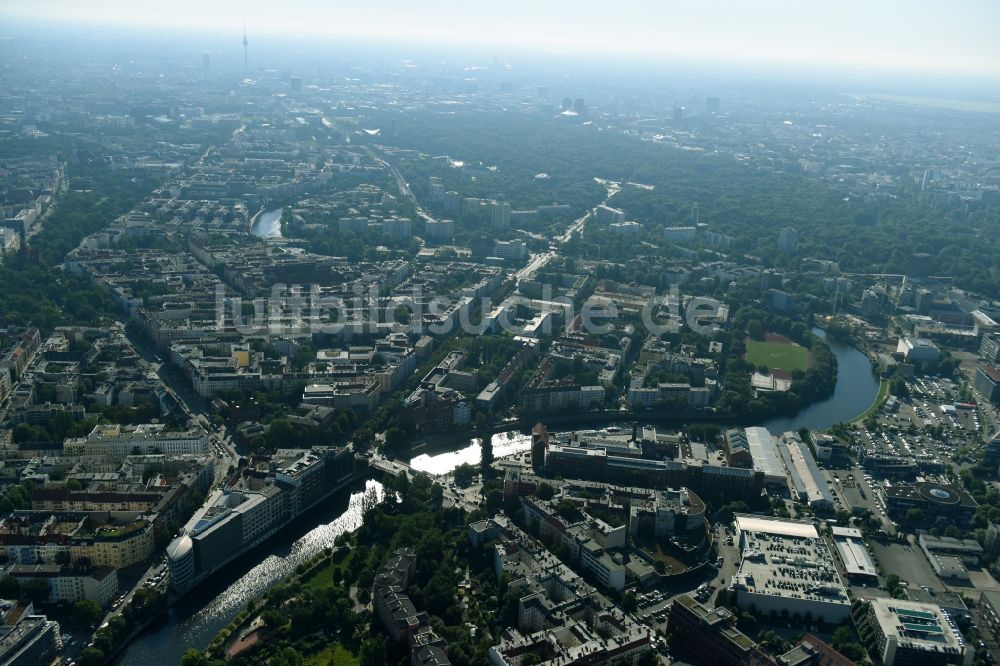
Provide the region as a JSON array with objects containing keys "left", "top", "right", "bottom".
[{"left": 745, "top": 338, "right": 810, "bottom": 372}]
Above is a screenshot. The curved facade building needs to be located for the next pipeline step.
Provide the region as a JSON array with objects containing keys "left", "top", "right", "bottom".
[
  {"left": 165, "top": 446, "right": 354, "bottom": 597},
  {"left": 165, "top": 535, "right": 194, "bottom": 591}
]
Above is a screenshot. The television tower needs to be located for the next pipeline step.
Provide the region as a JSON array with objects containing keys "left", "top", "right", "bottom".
[{"left": 242, "top": 19, "right": 249, "bottom": 73}]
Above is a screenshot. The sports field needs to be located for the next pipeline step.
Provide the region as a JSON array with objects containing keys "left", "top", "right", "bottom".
[{"left": 744, "top": 337, "right": 810, "bottom": 372}]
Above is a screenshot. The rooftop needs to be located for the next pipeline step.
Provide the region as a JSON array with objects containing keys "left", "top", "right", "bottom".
[
  {"left": 866, "top": 598, "right": 968, "bottom": 655},
  {"left": 733, "top": 515, "right": 849, "bottom": 607}
]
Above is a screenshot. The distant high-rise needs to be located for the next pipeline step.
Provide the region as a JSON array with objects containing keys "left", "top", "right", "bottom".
[
  {"left": 705, "top": 96, "right": 720, "bottom": 113},
  {"left": 491, "top": 198, "right": 511, "bottom": 233},
  {"left": 290, "top": 76, "right": 302, "bottom": 92},
  {"left": 777, "top": 227, "right": 798, "bottom": 253},
  {"left": 672, "top": 104, "right": 684, "bottom": 122},
  {"left": 201, "top": 52, "right": 210, "bottom": 71},
  {"left": 242, "top": 20, "right": 249, "bottom": 73}
]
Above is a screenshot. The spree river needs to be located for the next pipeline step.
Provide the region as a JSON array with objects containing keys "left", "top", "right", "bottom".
[
  {"left": 116, "top": 481, "right": 383, "bottom": 666},
  {"left": 249, "top": 208, "right": 283, "bottom": 238},
  {"left": 759, "top": 327, "right": 880, "bottom": 433},
  {"left": 118, "top": 331, "right": 876, "bottom": 663}
]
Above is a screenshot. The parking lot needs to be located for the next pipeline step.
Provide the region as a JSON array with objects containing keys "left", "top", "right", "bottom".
[{"left": 868, "top": 538, "right": 942, "bottom": 590}]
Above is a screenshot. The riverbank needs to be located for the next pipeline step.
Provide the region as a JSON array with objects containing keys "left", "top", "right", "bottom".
[
  {"left": 853, "top": 379, "right": 890, "bottom": 423},
  {"left": 113, "top": 479, "right": 383, "bottom": 665},
  {"left": 113, "top": 329, "right": 880, "bottom": 663}
]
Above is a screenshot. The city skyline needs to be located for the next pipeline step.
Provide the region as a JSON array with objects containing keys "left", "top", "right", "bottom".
[{"left": 2, "top": 0, "right": 1000, "bottom": 79}]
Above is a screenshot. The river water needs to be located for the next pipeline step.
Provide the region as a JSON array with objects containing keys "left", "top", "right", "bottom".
[
  {"left": 116, "top": 480, "right": 384, "bottom": 666},
  {"left": 118, "top": 331, "right": 876, "bottom": 663},
  {"left": 409, "top": 431, "right": 533, "bottom": 476},
  {"left": 759, "top": 327, "right": 880, "bottom": 433},
  {"left": 249, "top": 208, "right": 283, "bottom": 238}
]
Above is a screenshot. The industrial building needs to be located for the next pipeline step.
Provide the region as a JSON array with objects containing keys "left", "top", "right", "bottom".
[
  {"left": 779, "top": 432, "right": 834, "bottom": 510},
  {"left": 830, "top": 526, "right": 879, "bottom": 584},
  {"left": 917, "top": 534, "right": 983, "bottom": 583},
  {"left": 744, "top": 427, "right": 787, "bottom": 486}
]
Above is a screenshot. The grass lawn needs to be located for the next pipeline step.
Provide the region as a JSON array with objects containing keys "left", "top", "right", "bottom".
[
  {"left": 302, "top": 559, "right": 338, "bottom": 592},
  {"left": 853, "top": 379, "right": 889, "bottom": 423},
  {"left": 301, "top": 548, "right": 355, "bottom": 593},
  {"left": 745, "top": 338, "right": 810, "bottom": 373},
  {"left": 306, "top": 644, "right": 358, "bottom": 666}
]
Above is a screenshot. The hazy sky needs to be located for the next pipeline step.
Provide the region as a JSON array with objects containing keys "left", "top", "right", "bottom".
[{"left": 2, "top": 0, "right": 999, "bottom": 77}]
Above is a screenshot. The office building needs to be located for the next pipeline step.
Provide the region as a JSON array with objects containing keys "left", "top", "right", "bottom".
[
  {"left": 980, "top": 335, "right": 1000, "bottom": 364},
  {"left": 897, "top": 336, "right": 941, "bottom": 363},
  {"left": 777, "top": 227, "right": 798, "bottom": 253},
  {"left": 667, "top": 594, "right": 774, "bottom": 666},
  {"left": 0, "top": 600, "right": 61, "bottom": 666},
  {"left": 974, "top": 366, "right": 1000, "bottom": 404},
  {"left": 492, "top": 239, "right": 527, "bottom": 262},
  {"left": 167, "top": 447, "right": 353, "bottom": 597},
  {"left": 491, "top": 199, "right": 511, "bottom": 233},
  {"left": 880, "top": 481, "right": 978, "bottom": 526},
  {"left": 854, "top": 597, "right": 973, "bottom": 666}
]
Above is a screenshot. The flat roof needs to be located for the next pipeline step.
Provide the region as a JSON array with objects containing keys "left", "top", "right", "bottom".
[
  {"left": 834, "top": 536, "right": 878, "bottom": 578},
  {"left": 867, "top": 598, "right": 966, "bottom": 654},
  {"left": 781, "top": 436, "right": 834, "bottom": 506},
  {"left": 733, "top": 515, "right": 848, "bottom": 607},
  {"left": 744, "top": 427, "right": 786, "bottom": 481},
  {"left": 735, "top": 515, "right": 818, "bottom": 539}
]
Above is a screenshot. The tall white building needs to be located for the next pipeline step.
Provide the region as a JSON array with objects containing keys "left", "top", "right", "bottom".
[
  {"left": 492, "top": 239, "right": 527, "bottom": 261},
  {"left": 491, "top": 199, "right": 511, "bottom": 233},
  {"left": 778, "top": 227, "right": 798, "bottom": 253}
]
